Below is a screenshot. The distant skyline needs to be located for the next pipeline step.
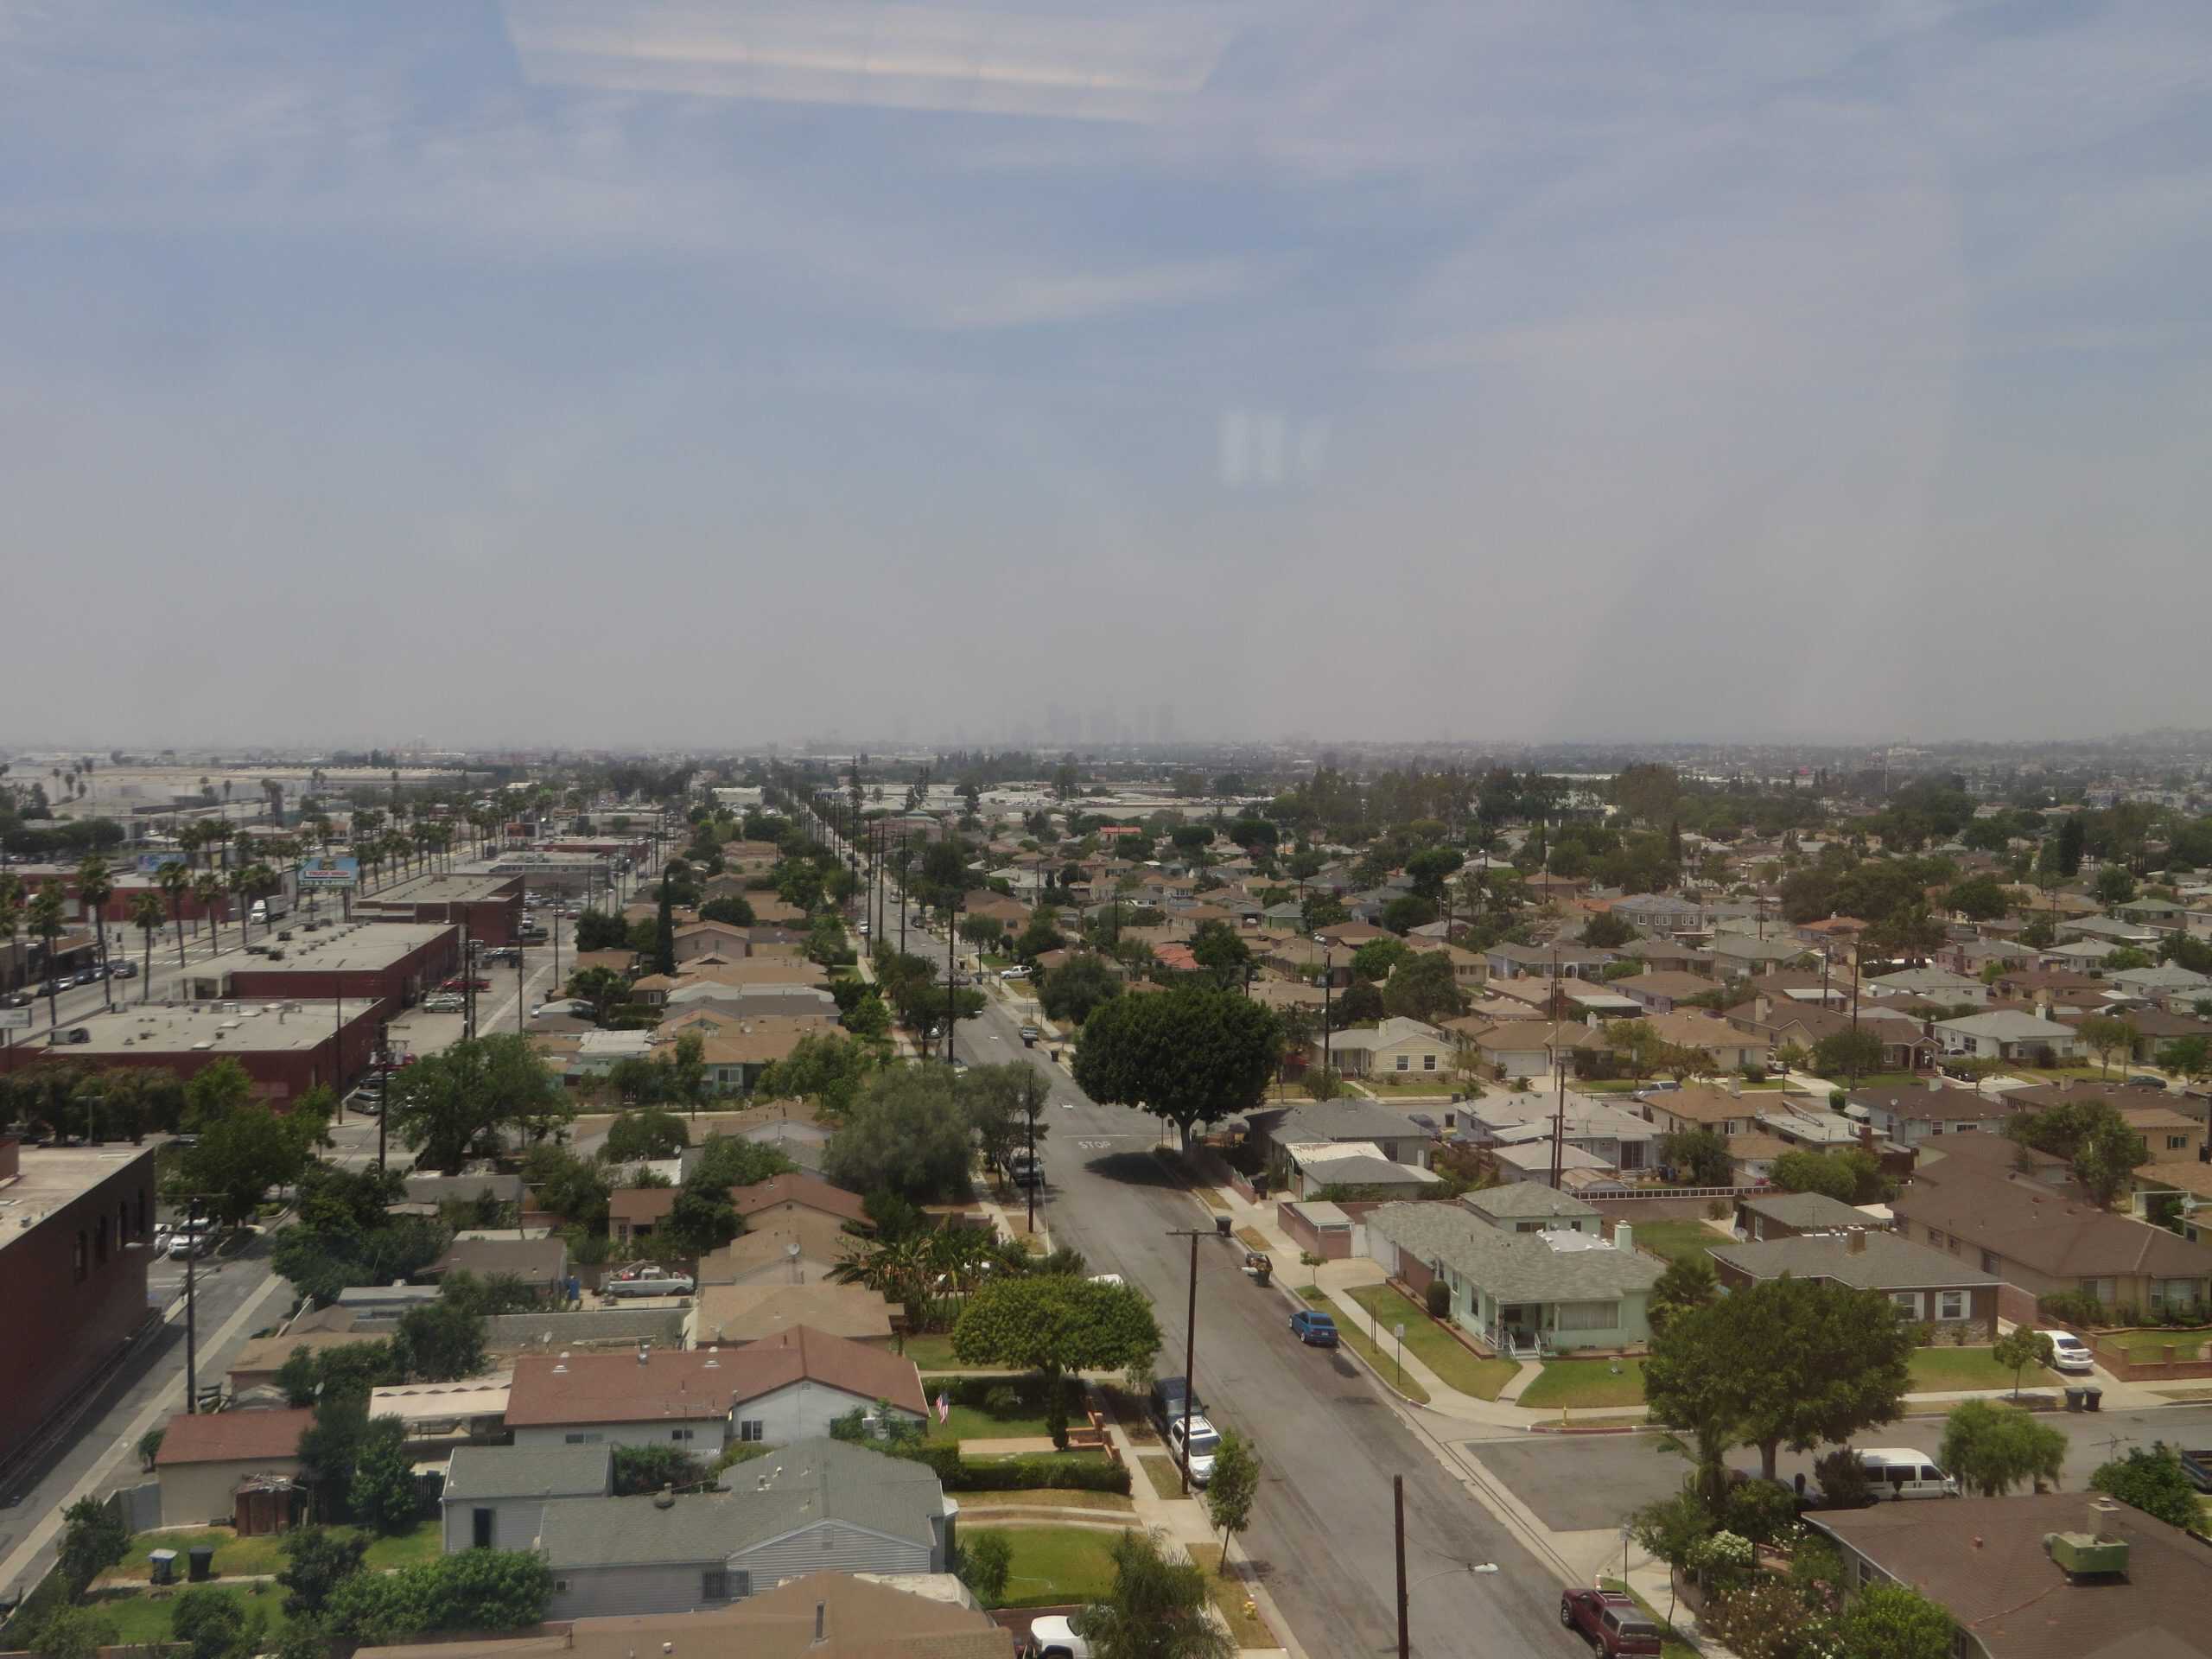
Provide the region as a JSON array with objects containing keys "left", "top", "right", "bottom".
[{"left": 5, "top": 2, "right": 2210, "bottom": 747}]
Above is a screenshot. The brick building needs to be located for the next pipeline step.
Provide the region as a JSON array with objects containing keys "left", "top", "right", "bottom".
[
  {"left": 350, "top": 871, "right": 523, "bottom": 945},
  {"left": 0, "top": 1000, "right": 385, "bottom": 1103},
  {"left": 0, "top": 1138, "right": 159, "bottom": 1469},
  {"left": 180, "top": 921, "right": 460, "bottom": 1018}
]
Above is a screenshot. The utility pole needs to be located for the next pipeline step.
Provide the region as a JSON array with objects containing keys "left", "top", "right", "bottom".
[
  {"left": 1548, "top": 940, "right": 1565, "bottom": 1190},
  {"left": 946, "top": 895, "right": 961, "bottom": 1066},
  {"left": 183, "top": 1195, "right": 202, "bottom": 1414},
  {"left": 1322, "top": 951, "right": 1334, "bottom": 1084},
  {"left": 1166, "top": 1228, "right": 1211, "bottom": 1496},
  {"left": 1395, "top": 1473, "right": 1410, "bottom": 1659}
]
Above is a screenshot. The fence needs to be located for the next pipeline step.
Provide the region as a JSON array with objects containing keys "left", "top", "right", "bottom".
[{"left": 2086, "top": 1335, "right": 2212, "bottom": 1383}]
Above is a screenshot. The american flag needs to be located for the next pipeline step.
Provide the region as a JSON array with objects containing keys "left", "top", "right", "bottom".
[{"left": 936, "top": 1390, "right": 950, "bottom": 1425}]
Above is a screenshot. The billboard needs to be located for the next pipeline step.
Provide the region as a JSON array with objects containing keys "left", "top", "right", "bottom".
[
  {"left": 136, "top": 852, "right": 185, "bottom": 875},
  {"left": 298, "top": 855, "right": 360, "bottom": 890},
  {"left": 0, "top": 1007, "right": 32, "bottom": 1030}
]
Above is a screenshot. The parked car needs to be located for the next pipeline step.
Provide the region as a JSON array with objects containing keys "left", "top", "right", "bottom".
[
  {"left": 1149, "top": 1375, "right": 1203, "bottom": 1433},
  {"left": 1019, "top": 1024, "right": 1041, "bottom": 1046},
  {"left": 518, "top": 927, "right": 549, "bottom": 944},
  {"left": 1000, "top": 966, "right": 1030, "bottom": 980},
  {"left": 111, "top": 960, "right": 137, "bottom": 978},
  {"left": 343, "top": 1084, "right": 384, "bottom": 1116},
  {"left": 1029, "top": 1616, "right": 1092, "bottom": 1659},
  {"left": 0, "top": 990, "right": 31, "bottom": 1007},
  {"left": 1289, "top": 1308, "right": 1339, "bottom": 1347},
  {"left": 72, "top": 969, "right": 101, "bottom": 987},
  {"left": 2040, "top": 1329, "right": 2096, "bottom": 1374},
  {"left": 48, "top": 1027, "right": 90, "bottom": 1046},
  {"left": 602, "top": 1265, "right": 695, "bottom": 1298},
  {"left": 1857, "top": 1447, "right": 1960, "bottom": 1499},
  {"left": 441, "top": 976, "right": 490, "bottom": 991},
  {"left": 2126, "top": 1075, "right": 2170, "bottom": 1091},
  {"left": 165, "top": 1232, "right": 214, "bottom": 1261},
  {"left": 1167, "top": 1413, "right": 1221, "bottom": 1486},
  {"left": 1559, "top": 1587, "right": 1662, "bottom": 1656},
  {"left": 421, "top": 992, "right": 464, "bottom": 1012}
]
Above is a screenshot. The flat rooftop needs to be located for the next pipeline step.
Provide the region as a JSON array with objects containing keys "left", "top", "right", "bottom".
[
  {"left": 0, "top": 1143, "right": 156, "bottom": 1247},
  {"left": 192, "top": 921, "right": 455, "bottom": 976},
  {"left": 354, "top": 872, "right": 518, "bottom": 906},
  {"left": 49, "top": 1001, "right": 366, "bottom": 1056}
]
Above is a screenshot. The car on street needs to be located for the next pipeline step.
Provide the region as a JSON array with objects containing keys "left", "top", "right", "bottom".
[
  {"left": 2041, "top": 1329, "right": 2096, "bottom": 1373},
  {"left": 1, "top": 990, "right": 30, "bottom": 1007},
  {"left": 1289, "top": 1308, "right": 1339, "bottom": 1347},
  {"left": 1019, "top": 1024, "right": 1040, "bottom": 1046},
  {"left": 1167, "top": 1413, "right": 1221, "bottom": 1487},
  {"left": 1028, "top": 1616, "right": 1092, "bottom": 1659},
  {"left": 165, "top": 1231, "right": 215, "bottom": 1261},
  {"left": 421, "top": 992, "right": 464, "bottom": 1012},
  {"left": 111, "top": 960, "right": 137, "bottom": 978},
  {"left": 1149, "top": 1375, "right": 1203, "bottom": 1432},
  {"left": 442, "top": 975, "right": 490, "bottom": 991},
  {"left": 518, "top": 926, "right": 548, "bottom": 944},
  {"left": 343, "top": 1084, "right": 384, "bottom": 1115},
  {"left": 2126, "top": 1074, "right": 2170, "bottom": 1090},
  {"left": 73, "top": 969, "right": 101, "bottom": 987},
  {"left": 1560, "top": 1587, "right": 1662, "bottom": 1656}
]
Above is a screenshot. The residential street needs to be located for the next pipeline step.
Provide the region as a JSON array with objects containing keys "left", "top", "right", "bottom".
[{"left": 896, "top": 898, "right": 1587, "bottom": 1659}]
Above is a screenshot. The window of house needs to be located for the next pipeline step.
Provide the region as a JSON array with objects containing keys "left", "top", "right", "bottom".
[
  {"left": 1554, "top": 1301, "right": 1619, "bottom": 1332},
  {"left": 554, "top": 1580, "right": 569, "bottom": 1594},
  {"left": 1980, "top": 1250, "right": 1999, "bottom": 1274},
  {"left": 563, "top": 1432, "right": 603, "bottom": 1445},
  {"left": 671, "top": 1427, "right": 694, "bottom": 1442},
  {"left": 1423, "top": 1053, "right": 1437, "bottom": 1071},
  {"left": 1891, "top": 1292, "right": 1923, "bottom": 1318},
  {"left": 1925, "top": 1226, "right": 1942, "bottom": 1245},
  {"left": 1937, "top": 1291, "right": 1967, "bottom": 1321},
  {"left": 2078, "top": 1277, "right": 2113, "bottom": 1303},
  {"left": 740, "top": 1419, "right": 766, "bottom": 1442},
  {"left": 2169, "top": 1135, "right": 2189, "bottom": 1151},
  {"left": 1395, "top": 1054, "right": 1410, "bottom": 1071},
  {"left": 702, "top": 1570, "right": 728, "bottom": 1600}
]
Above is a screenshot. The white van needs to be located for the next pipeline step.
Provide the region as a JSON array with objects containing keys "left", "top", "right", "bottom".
[{"left": 1857, "top": 1448, "right": 1959, "bottom": 1500}]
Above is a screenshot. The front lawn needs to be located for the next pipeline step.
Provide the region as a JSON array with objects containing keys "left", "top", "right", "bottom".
[
  {"left": 1520, "top": 1357, "right": 1646, "bottom": 1410},
  {"left": 1626, "top": 1219, "right": 1726, "bottom": 1265},
  {"left": 1908, "top": 1347, "right": 2061, "bottom": 1393},
  {"left": 925, "top": 1375, "right": 1087, "bottom": 1446},
  {"left": 958, "top": 1489, "right": 1135, "bottom": 1515},
  {"left": 2095, "top": 1327, "right": 2212, "bottom": 1362},
  {"left": 899, "top": 1332, "right": 963, "bottom": 1372},
  {"left": 1329, "top": 1311, "right": 1432, "bottom": 1404},
  {"left": 1343, "top": 1285, "right": 1518, "bottom": 1401},
  {"left": 988, "top": 1525, "right": 1127, "bottom": 1608},
  {"left": 1136, "top": 1454, "right": 1186, "bottom": 1500},
  {"left": 86, "top": 1586, "right": 293, "bottom": 1645}
]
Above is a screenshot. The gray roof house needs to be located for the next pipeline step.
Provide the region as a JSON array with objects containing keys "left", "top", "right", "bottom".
[
  {"left": 1365, "top": 1202, "right": 1662, "bottom": 1358},
  {"left": 1710, "top": 1230, "right": 2003, "bottom": 1335},
  {"left": 442, "top": 1444, "right": 613, "bottom": 1553},
  {"left": 1250, "top": 1100, "right": 1433, "bottom": 1169},
  {"left": 530, "top": 1439, "right": 952, "bottom": 1620},
  {"left": 1864, "top": 967, "right": 1987, "bottom": 1005},
  {"left": 1734, "top": 1191, "right": 1884, "bottom": 1242},
  {"left": 1705, "top": 935, "right": 1806, "bottom": 970},
  {"left": 1460, "top": 1182, "right": 1601, "bottom": 1236},
  {"left": 1932, "top": 1008, "right": 2085, "bottom": 1061}
]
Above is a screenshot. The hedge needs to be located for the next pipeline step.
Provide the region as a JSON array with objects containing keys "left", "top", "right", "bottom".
[{"left": 902, "top": 1442, "right": 1131, "bottom": 1496}]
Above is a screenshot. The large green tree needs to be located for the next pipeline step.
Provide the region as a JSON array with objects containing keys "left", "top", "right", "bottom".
[
  {"left": 2006, "top": 1098, "right": 2146, "bottom": 1209},
  {"left": 951, "top": 1276, "right": 1160, "bottom": 1447},
  {"left": 1937, "top": 1400, "right": 2065, "bottom": 1496},
  {"left": 1381, "top": 950, "right": 1468, "bottom": 1023},
  {"left": 1039, "top": 953, "right": 1122, "bottom": 1026},
  {"left": 1074, "top": 988, "right": 1281, "bottom": 1147},
  {"left": 822, "top": 1065, "right": 976, "bottom": 1202},
  {"left": 168, "top": 1071, "right": 327, "bottom": 1225},
  {"left": 2089, "top": 1444, "right": 2201, "bottom": 1531},
  {"left": 1071, "top": 1529, "right": 1232, "bottom": 1659},
  {"left": 1645, "top": 1276, "right": 1915, "bottom": 1488},
  {"left": 385, "top": 1033, "right": 565, "bottom": 1173}
]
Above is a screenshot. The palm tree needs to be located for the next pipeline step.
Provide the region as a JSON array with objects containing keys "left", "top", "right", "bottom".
[
  {"left": 175, "top": 822, "right": 203, "bottom": 870},
  {"left": 29, "top": 880, "right": 67, "bottom": 1030},
  {"left": 158, "top": 861, "right": 191, "bottom": 963},
  {"left": 243, "top": 864, "right": 282, "bottom": 934},
  {"left": 77, "top": 855, "right": 115, "bottom": 1011},
  {"left": 193, "top": 871, "right": 228, "bottom": 950},
  {"left": 230, "top": 866, "right": 258, "bottom": 944},
  {"left": 128, "top": 891, "right": 165, "bottom": 1001},
  {"left": 831, "top": 1233, "right": 931, "bottom": 1353},
  {"left": 0, "top": 874, "right": 23, "bottom": 1047}
]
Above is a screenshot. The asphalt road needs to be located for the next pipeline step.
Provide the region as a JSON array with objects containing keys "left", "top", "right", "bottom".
[{"left": 859, "top": 886, "right": 1590, "bottom": 1659}]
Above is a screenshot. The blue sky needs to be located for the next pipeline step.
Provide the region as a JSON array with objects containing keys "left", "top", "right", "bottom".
[{"left": 4, "top": 0, "right": 2209, "bottom": 748}]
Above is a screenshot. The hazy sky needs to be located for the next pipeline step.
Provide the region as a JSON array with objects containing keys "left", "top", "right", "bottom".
[{"left": 5, "top": 1, "right": 2210, "bottom": 750}]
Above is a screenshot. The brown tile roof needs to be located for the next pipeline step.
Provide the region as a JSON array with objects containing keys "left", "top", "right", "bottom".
[
  {"left": 1643, "top": 1010, "right": 1770, "bottom": 1050},
  {"left": 505, "top": 1325, "right": 925, "bottom": 1427},
  {"left": 1891, "top": 1163, "right": 2212, "bottom": 1280},
  {"left": 1813, "top": 1493, "right": 2209, "bottom": 1659},
  {"left": 694, "top": 1282, "right": 895, "bottom": 1344},
  {"left": 733, "top": 1172, "right": 869, "bottom": 1227},
  {"left": 1850, "top": 1080, "right": 2016, "bottom": 1122},
  {"left": 1614, "top": 971, "right": 1714, "bottom": 999},
  {"left": 156, "top": 1407, "right": 313, "bottom": 1466},
  {"left": 609, "top": 1186, "right": 678, "bottom": 1224}
]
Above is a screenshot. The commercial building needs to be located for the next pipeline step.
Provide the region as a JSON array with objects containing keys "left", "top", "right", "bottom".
[
  {"left": 351, "top": 871, "right": 524, "bottom": 946},
  {"left": 0, "top": 1138, "right": 160, "bottom": 1470},
  {"left": 0, "top": 1000, "right": 384, "bottom": 1103},
  {"left": 180, "top": 921, "right": 459, "bottom": 1019}
]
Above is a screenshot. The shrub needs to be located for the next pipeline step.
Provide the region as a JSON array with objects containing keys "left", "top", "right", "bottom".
[
  {"left": 1722, "top": 1478, "right": 1802, "bottom": 1545},
  {"left": 1705, "top": 1198, "right": 1729, "bottom": 1221},
  {"left": 983, "top": 1384, "right": 1023, "bottom": 1418},
  {"left": 1685, "top": 1529, "right": 1754, "bottom": 1598},
  {"left": 1813, "top": 1448, "right": 1871, "bottom": 1509},
  {"left": 1424, "top": 1281, "right": 1450, "bottom": 1319},
  {"left": 2113, "top": 1301, "right": 2145, "bottom": 1331},
  {"left": 2037, "top": 1290, "right": 2103, "bottom": 1328},
  {"left": 899, "top": 1442, "right": 1132, "bottom": 1495}
]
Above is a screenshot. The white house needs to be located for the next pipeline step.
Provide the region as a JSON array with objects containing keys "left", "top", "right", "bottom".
[
  {"left": 503, "top": 1328, "right": 926, "bottom": 1452},
  {"left": 1931, "top": 1007, "right": 2085, "bottom": 1062},
  {"left": 442, "top": 1443, "right": 613, "bottom": 1553}
]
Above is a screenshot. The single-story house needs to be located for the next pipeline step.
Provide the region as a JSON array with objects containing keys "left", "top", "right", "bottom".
[
  {"left": 1249, "top": 1100, "right": 1433, "bottom": 1170},
  {"left": 1611, "top": 971, "right": 1718, "bottom": 1014},
  {"left": 429, "top": 1236, "right": 569, "bottom": 1300},
  {"left": 1366, "top": 1202, "right": 1662, "bottom": 1357},
  {"left": 1863, "top": 966, "right": 1986, "bottom": 1005},
  {"left": 442, "top": 1443, "right": 613, "bottom": 1553},
  {"left": 1893, "top": 1161, "right": 2212, "bottom": 1312},
  {"left": 1324, "top": 1017, "right": 1454, "bottom": 1080},
  {"left": 1711, "top": 1229, "right": 2001, "bottom": 1338},
  {"left": 1846, "top": 1079, "right": 2017, "bottom": 1147},
  {"left": 734, "top": 1173, "right": 871, "bottom": 1232},
  {"left": 1704, "top": 935, "right": 1808, "bottom": 973},
  {"left": 531, "top": 1439, "right": 954, "bottom": 1621},
  {"left": 698, "top": 1215, "right": 855, "bottom": 1286},
  {"left": 1461, "top": 1090, "right": 1662, "bottom": 1175},
  {"left": 1811, "top": 1494, "right": 2205, "bottom": 1659},
  {"left": 1932, "top": 1007, "right": 2085, "bottom": 1062},
  {"left": 1725, "top": 1131, "right": 1792, "bottom": 1185},
  {"left": 1465, "top": 1020, "right": 1567, "bottom": 1079},
  {"left": 1635, "top": 1010, "right": 1774, "bottom": 1073},
  {"left": 155, "top": 1408, "right": 314, "bottom": 1531},
  {"left": 1735, "top": 1191, "right": 1884, "bottom": 1243},
  {"left": 228, "top": 1329, "right": 385, "bottom": 1395},
  {"left": 504, "top": 1326, "right": 925, "bottom": 1451},
  {"left": 1280, "top": 1141, "right": 1446, "bottom": 1199},
  {"left": 1459, "top": 1182, "right": 1601, "bottom": 1236},
  {"left": 690, "top": 1282, "right": 896, "bottom": 1347},
  {"left": 1638, "top": 1083, "right": 1767, "bottom": 1141}
]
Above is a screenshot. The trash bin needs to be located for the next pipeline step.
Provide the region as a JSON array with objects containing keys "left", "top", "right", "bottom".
[
  {"left": 2083, "top": 1386, "right": 2103, "bottom": 1412},
  {"left": 148, "top": 1549, "right": 177, "bottom": 1586},
  {"left": 2064, "top": 1387, "right": 2087, "bottom": 1413},
  {"left": 187, "top": 1545, "right": 214, "bottom": 1582},
  {"left": 1214, "top": 1214, "right": 1232, "bottom": 1236}
]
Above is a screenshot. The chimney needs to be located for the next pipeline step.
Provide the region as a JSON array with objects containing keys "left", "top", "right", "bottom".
[
  {"left": 1754, "top": 995, "right": 1771, "bottom": 1023},
  {"left": 1847, "top": 1229, "right": 1867, "bottom": 1255},
  {"left": 1859, "top": 1122, "right": 1874, "bottom": 1153},
  {"left": 1615, "top": 1223, "right": 1635, "bottom": 1256}
]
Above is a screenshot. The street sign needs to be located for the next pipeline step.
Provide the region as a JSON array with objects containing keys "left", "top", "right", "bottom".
[
  {"left": 0, "top": 1007, "right": 32, "bottom": 1029},
  {"left": 298, "top": 855, "right": 359, "bottom": 889}
]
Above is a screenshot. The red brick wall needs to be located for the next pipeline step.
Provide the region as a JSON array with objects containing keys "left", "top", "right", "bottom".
[
  {"left": 0, "top": 1147, "right": 156, "bottom": 1469},
  {"left": 1276, "top": 1201, "right": 1351, "bottom": 1261},
  {"left": 0, "top": 1003, "right": 384, "bottom": 1101},
  {"left": 228, "top": 928, "right": 459, "bottom": 1016}
]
